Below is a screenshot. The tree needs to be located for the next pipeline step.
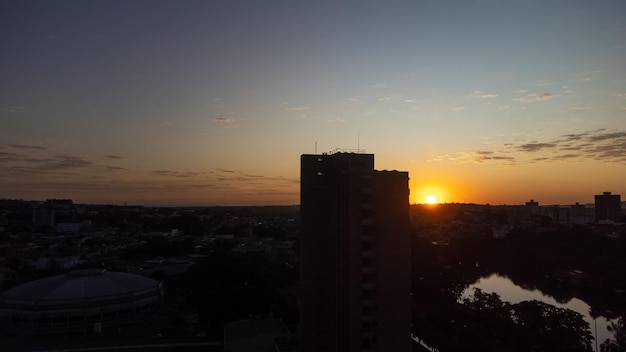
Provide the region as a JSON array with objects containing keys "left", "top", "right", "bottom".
[
  {"left": 512, "top": 300, "right": 592, "bottom": 352},
  {"left": 601, "top": 315, "right": 626, "bottom": 352}
]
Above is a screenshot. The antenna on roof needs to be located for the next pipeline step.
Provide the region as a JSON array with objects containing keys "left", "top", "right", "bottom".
[
  {"left": 315, "top": 141, "right": 317, "bottom": 154},
  {"left": 358, "top": 130, "right": 360, "bottom": 151}
]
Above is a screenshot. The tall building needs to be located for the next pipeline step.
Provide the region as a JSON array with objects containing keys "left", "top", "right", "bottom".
[
  {"left": 595, "top": 191, "right": 622, "bottom": 222},
  {"left": 300, "top": 151, "right": 411, "bottom": 352}
]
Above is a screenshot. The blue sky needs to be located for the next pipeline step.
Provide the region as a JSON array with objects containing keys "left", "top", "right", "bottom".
[{"left": 2, "top": 0, "right": 625, "bottom": 205}]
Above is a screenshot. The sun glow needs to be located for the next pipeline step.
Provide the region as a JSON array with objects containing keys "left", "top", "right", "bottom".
[{"left": 411, "top": 182, "right": 452, "bottom": 205}]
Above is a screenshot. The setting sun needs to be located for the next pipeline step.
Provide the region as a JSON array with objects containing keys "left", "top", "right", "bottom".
[{"left": 426, "top": 195, "right": 437, "bottom": 204}]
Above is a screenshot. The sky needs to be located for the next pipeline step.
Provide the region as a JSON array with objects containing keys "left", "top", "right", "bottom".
[{"left": 1, "top": 0, "right": 626, "bottom": 206}]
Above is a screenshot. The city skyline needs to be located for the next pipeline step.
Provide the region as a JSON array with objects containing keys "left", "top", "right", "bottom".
[{"left": 2, "top": 1, "right": 626, "bottom": 206}]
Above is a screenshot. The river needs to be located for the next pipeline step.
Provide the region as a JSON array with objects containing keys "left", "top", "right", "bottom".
[{"left": 463, "top": 274, "right": 613, "bottom": 352}]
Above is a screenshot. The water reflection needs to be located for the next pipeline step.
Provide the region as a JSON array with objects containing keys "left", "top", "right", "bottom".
[{"left": 463, "top": 274, "right": 612, "bottom": 352}]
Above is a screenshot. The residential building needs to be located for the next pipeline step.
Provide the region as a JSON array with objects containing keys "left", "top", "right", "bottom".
[
  {"left": 595, "top": 192, "right": 622, "bottom": 222},
  {"left": 300, "top": 151, "right": 411, "bottom": 352}
]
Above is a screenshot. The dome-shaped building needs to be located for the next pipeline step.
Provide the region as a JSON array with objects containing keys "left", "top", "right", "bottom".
[{"left": 0, "top": 269, "right": 163, "bottom": 334}]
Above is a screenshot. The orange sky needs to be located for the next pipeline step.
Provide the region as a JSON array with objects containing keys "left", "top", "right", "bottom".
[{"left": 2, "top": 2, "right": 626, "bottom": 206}]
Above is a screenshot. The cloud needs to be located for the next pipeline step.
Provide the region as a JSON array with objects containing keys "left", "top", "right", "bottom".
[
  {"left": 586, "top": 131, "right": 626, "bottom": 142},
  {"left": 1, "top": 106, "right": 25, "bottom": 113},
  {"left": 377, "top": 97, "right": 391, "bottom": 102},
  {"left": 0, "top": 147, "right": 299, "bottom": 204},
  {"left": 517, "top": 143, "right": 557, "bottom": 152},
  {"left": 404, "top": 98, "right": 416, "bottom": 103},
  {"left": 452, "top": 106, "right": 465, "bottom": 111},
  {"left": 478, "top": 93, "right": 498, "bottom": 99},
  {"left": 448, "top": 128, "right": 626, "bottom": 165},
  {"left": 10, "top": 144, "right": 47, "bottom": 151},
  {"left": 285, "top": 106, "right": 311, "bottom": 112},
  {"left": 213, "top": 117, "right": 234, "bottom": 123},
  {"left": 0, "top": 145, "right": 135, "bottom": 182},
  {"left": 537, "top": 93, "right": 553, "bottom": 101},
  {"left": 370, "top": 83, "right": 387, "bottom": 89},
  {"left": 42, "top": 155, "right": 93, "bottom": 170},
  {"left": 513, "top": 93, "right": 553, "bottom": 103},
  {"left": 153, "top": 170, "right": 175, "bottom": 176},
  {"left": 153, "top": 170, "right": 205, "bottom": 178},
  {"left": 477, "top": 155, "right": 515, "bottom": 161},
  {"left": 536, "top": 80, "right": 556, "bottom": 87}
]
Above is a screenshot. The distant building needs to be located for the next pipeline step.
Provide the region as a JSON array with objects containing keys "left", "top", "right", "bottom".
[
  {"left": 525, "top": 199, "right": 539, "bottom": 214},
  {"left": 595, "top": 192, "right": 621, "bottom": 222},
  {"left": 569, "top": 203, "right": 593, "bottom": 224},
  {"left": 300, "top": 151, "right": 411, "bottom": 352},
  {"left": 548, "top": 206, "right": 569, "bottom": 223}
]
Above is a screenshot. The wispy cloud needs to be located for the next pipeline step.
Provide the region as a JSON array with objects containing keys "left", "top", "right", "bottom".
[
  {"left": 517, "top": 143, "right": 557, "bottom": 152},
  {"left": 452, "top": 106, "right": 465, "bottom": 111},
  {"left": 440, "top": 128, "right": 626, "bottom": 165},
  {"left": 40, "top": 155, "right": 93, "bottom": 170},
  {"left": 513, "top": 93, "right": 553, "bottom": 103},
  {"left": 0, "top": 144, "right": 131, "bottom": 179},
  {"left": 370, "top": 83, "right": 387, "bottom": 89},
  {"left": 153, "top": 170, "right": 205, "bottom": 178},
  {"left": 537, "top": 93, "right": 553, "bottom": 101},
  {"left": 285, "top": 106, "right": 311, "bottom": 112},
  {"left": 536, "top": 80, "right": 556, "bottom": 87},
  {"left": 1, "top": 106, "right": 25, "bottom": 113},
  {"left": 211, "top": 111, "right": 239, "bottom": 128},
  {"left": 474, "top": 92, "right": 498, "bottom": 99},
  {"left": 11, "top": 144, "right": 47, "bottom": 151},
  {"left": 1, "top": 145, "right": 298, "bottom": 204}
]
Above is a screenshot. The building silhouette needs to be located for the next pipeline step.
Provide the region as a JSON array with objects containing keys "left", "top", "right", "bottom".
[
  {"left": 595, "top": 191, "right": 621, "bottom": 222},
  {"left": 300, "top": 151, "right": 411, "bottom": 352}
]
